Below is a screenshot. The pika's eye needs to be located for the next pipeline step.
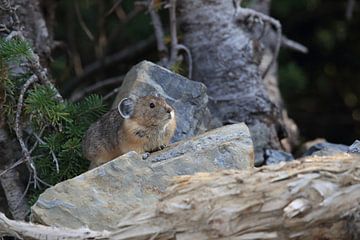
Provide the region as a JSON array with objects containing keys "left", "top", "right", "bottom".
[{"left": 149, "top": 103, "right": 155, "bottom": 108}]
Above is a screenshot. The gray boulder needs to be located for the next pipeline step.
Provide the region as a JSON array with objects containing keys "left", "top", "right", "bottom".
[
  {"left": 264, "top": 149, "right": 294, "bottom": 165},
  {"left": 31, "top": 123, "right": 254, "bottom": 230},
  {"left": 302, "top": 142, "right": 348, "bottom": 157},
  {"left": 348, "top": 140, "right": 360, "bottom": 154},
  {"left": 113, "top": 60, "right": 214, "bottom": 142}
]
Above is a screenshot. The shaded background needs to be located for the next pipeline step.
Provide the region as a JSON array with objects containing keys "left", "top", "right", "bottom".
[{"left": 52, "top": 0, "right": 360, "bottom": 146}]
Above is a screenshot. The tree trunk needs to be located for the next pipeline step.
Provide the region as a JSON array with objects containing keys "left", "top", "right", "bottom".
[
  {"left": 0, "top": 0, "right": 53, "bottom": 58},
  {"left": 177, "top": 0, "right": 295, "bottom": 165},
  {"left": 248, "top": 0, "right": 299, "bottom": 152},
  {"left": 0, "top": 0, "right": 54, "bottom": 220},
  {"left": 1, "top": 154, "right": 360, "bottom": 239}
]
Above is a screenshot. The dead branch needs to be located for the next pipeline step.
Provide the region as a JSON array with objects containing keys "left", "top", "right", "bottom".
[
  {"left": 2, "top": 154, "right": 360, "bottom": 239},
  {"left": 177, "top": 44, "right": 192, "bottom": 79},
  {"left": 107, "top": 0, "right": 124, "bottom": 16},
  {"left": 148, "top": 0, "right": 168, "bottom": 65},
  {"left": 103, "top": 87, "right": 119, "bottom": 101},
  {"left": 70, "top": 75, "right": 124, "bottom": 101},
  {"left": 75, "top": 1, "right": 95, "bottom": 41},
  {"left": 107, "top": 3, "right": 146, "bottom": 48},
  {"left": 168, "top": 0, "right": 178, "bottom": 66},
  {"left": 0, "top": 212, "right": 110, "bottom": 239},
  {"left": 63, "top": 36, "right": 155, "bottom": 96},
  {"left": 14, "top": 74, "right": 39, "bottom": 189},
  {"left": 281, "top": 35, "right": 308, "bottom": 54}
]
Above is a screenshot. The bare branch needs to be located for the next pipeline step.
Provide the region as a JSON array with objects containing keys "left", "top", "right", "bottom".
[
  {"left": 107, "top": 4, "right": 147, "bottom": 48},
  {"left": 75, "top": 1, "right": 95, "bottom": 41},
  {"left": 168, "top": 0, "right": 178, "bottom": 66},
  {"left": 32, "top": 131, "right": 59, "bottom": 174},
  {"left": 15, "top": 74, "right": 39, "bottom": 188},
  {"left": 0, "top": 155, "right": 42, "bottom": 178},
  {"left": 63, "top": 36, "right": 155, "bottom": 96},
  {"left": 103, "top": 88, "right": 120, "bottom": 101},
  {"left": 177, "top": 44, "right": 193, "bottom": 79},
  {"left": 0, "top": 158, "right": 24, "bottom": 178},
  {"left": 0, "top": 212, "right": 110, "bottom": 239},
  {"left": 106, "top": 0, "right": 124, "bottom": 16},
  {"left": 281, "top": 35, "right": 308, "bottom": 54},
  {"left": 149, "top": 0, "right": 169, "bottom": 65},
  {"left": 34, "top": 176, "right": 52, "bottom": 188},
  {"left": 70, "top": 75, "right": 124, "bottom": 101}
]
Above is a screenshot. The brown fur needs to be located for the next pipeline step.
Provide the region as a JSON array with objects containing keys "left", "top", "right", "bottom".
[{"left": 82, "top": 96, "right": 176, "bottom": 169}]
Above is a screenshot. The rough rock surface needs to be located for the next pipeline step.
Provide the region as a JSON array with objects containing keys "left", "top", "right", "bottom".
[
  {"left": 264, "top": 149, "right": 294, "bottom": 165},
  {"left": 31, "top": 123, "right": 254, "bottom": 230},
  {"left": 348, "top": 140, "right": 360, "bottom": 154},
  {"left": 113, "top": 60, "right": 213, "bottom": 142},
  {"left": 303, "top": 142, "right": 348, "bottom": 157}
]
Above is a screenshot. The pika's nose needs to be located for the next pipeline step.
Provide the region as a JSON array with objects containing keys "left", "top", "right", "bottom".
[{"left": 166, "top": 107, "right": 172, "bottom": 113}]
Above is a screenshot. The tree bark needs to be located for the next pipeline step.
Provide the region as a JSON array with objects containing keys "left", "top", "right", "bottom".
[
  {"left": 0, "top": 0, "right": 53, "bottom": 58},
  {"left": 0, "top": 0, "right": 54, "bottom": 220},
  {"left": 177, "top": 0, "right": 295, "bottom": 165},
  {"left": 248, "top": 0, "right": 299, "bottom": 152},
  {"left": 1, "top": 154, "right": 360, "bottom": 239}
]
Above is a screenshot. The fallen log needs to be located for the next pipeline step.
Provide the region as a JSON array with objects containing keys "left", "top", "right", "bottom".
[{"left": 1, "top": 153, "right": 360, "bottom": 239}]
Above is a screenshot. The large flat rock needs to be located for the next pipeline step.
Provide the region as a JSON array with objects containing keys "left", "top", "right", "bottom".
[
  {"left": 31, "top": 123, "right": 254, "bottom": 230},
  {"left": 113, "top": 60, "right": 213, "bottom": 142}
]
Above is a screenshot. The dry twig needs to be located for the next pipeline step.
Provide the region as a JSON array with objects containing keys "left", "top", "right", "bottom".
[
  {"left": 177, "top": 44, "right": 193, "bottom": 79},
  {"left": 75, "top": 1, "right": 95, "bottom": 41},
  {"left": 149, "top": 0, "right": 168, "bottom": 65},
  {"left": 70, "top": 75, "right": 124, "bottom": 101},
  {"left": 168, "top": 0, "right": 178, "bottom": 67},
  {"left": 14, "top": 75, "right": 39, "bottom": 188},
  {"left": 281, "top": 35, "right": 308, "bottom": 54},
  {"left": 63, "top": 36, "right": 155, "bottom": 96}
]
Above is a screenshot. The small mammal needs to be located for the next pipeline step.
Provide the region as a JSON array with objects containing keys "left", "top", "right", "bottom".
[{"left": 82, "top": 95, "right": 176, "bottom": 169}]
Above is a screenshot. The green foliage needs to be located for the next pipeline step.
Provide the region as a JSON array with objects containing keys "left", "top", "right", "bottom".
[
  {"left": 1, "top": 37, "right": 107, "bottom": 204},
  {"left": 25, "top": 85, "right": 71, "bottom": 129},
  {"left": 26, "top": 88, "right": 107, "bottom": 201},
  {"left": 0, "top": 38, "right": 32, "bottom": 62}
]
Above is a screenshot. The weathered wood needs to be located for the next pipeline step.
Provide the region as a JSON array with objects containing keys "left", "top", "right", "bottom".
[{"left": 1, "top": 154, "right": 360, "bottom": 239}]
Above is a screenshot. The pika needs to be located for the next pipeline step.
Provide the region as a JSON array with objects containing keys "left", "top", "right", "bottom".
[{"left": 82, "top": 95, "right": 176, "bottom": 169}]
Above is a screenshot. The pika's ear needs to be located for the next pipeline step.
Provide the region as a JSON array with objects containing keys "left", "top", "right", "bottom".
[{"left": 118, "top": 98, "right": 134, "bottom": 119}]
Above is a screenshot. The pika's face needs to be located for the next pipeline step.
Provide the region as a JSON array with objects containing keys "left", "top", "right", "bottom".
[{"left": 131, "top": 96, "right": 175, "bottom": 127}]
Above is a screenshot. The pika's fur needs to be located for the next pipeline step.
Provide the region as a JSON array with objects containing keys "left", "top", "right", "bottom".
[{"left": 82, "top": 96, "right": 176, "bottom": 169}]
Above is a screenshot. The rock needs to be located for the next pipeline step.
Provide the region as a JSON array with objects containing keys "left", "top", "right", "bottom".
[
  {"left": 264, "top": 149, "right": 294, "bottom": 165},
  {"left": 348, "top": 140, "right": 360, "bottom": 154},
  {"left": 31, "top": 123, "right": 254, "bottom": 230},
  {"left": 113, "top": 60, "right": 213, "bottom": 142},
  {"left": 302, "top": 141, "right": 348, "bottom": 157},
  {"left": 249, "top": 120, "right": 281, "bottom": 166}
]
